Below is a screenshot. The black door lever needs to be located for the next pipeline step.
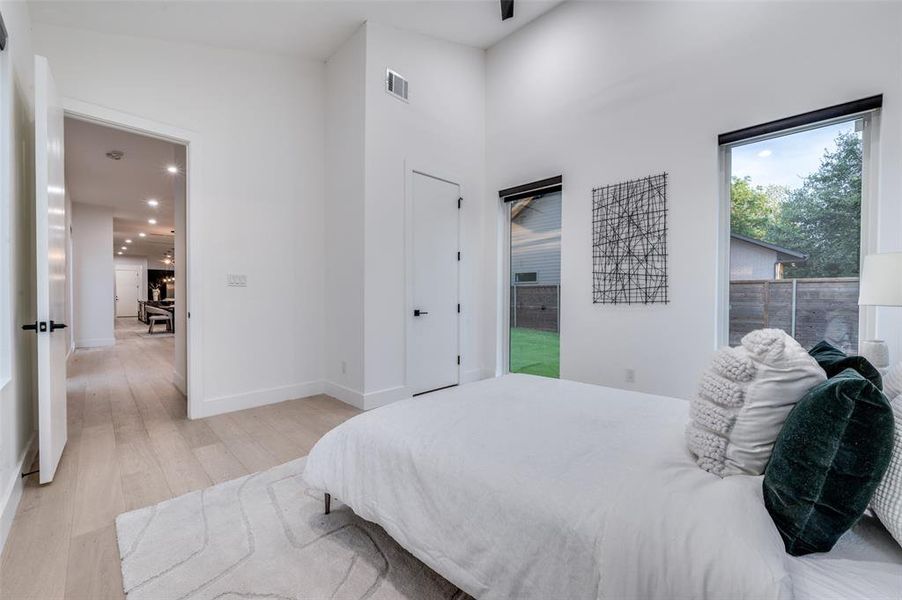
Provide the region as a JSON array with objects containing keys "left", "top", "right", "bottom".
[
  {"left": 22, "top": 322, "right": 48, "bottom": 332},
  {"left": 50, "top": 321, "right": 67, "bottom": 332},
  {"left": 413, "top": 309, "right": 429, "bottom": 317}
]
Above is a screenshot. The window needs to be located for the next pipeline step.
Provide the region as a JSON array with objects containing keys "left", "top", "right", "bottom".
[
  {"left": 501, "top": 176, "right": 562, "bottom": 379},
  {"left": 720, "top": 98, "right": 880, "bottom": 354}
]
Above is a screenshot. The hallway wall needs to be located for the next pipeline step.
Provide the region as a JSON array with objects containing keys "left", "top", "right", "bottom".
[{"left": 71, "top": 202, "right": 114, "bottom": 348}]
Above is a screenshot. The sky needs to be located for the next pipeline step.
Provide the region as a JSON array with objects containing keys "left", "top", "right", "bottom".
[{"left": 731, "top": 120, "right": 858, "bottom": 190}]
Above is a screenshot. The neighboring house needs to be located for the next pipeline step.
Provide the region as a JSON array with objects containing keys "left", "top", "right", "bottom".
[
  {"left": 730, "top": 233, "right": 807, "bottom": 280},
  {"left": 510, "top": 192, "right": 562, "bottom": 285}
]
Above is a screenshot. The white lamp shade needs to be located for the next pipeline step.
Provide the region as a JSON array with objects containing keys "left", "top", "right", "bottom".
[{"left": 859, "top": 252, "right": 902, "bottom": 306}]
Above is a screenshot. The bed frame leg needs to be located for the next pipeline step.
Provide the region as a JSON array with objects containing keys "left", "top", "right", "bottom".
[{"left": 324, "top": 493, "right": 331, "bottom": 515}]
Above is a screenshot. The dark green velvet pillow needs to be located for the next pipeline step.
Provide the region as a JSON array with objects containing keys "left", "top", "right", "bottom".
[
  {"left": 763, "top": 368, "right": 894, "bottom": 556},
  {"left": 808, "top": 340, "right": 883, "bottom": 390}
]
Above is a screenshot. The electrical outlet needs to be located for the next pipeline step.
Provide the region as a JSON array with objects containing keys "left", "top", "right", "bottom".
[
  {"left": 625, "top": 368, "right": 636, "bottom": 383},
  {"left": 227, "top": 273, "right": 247, "bottom": 287}
]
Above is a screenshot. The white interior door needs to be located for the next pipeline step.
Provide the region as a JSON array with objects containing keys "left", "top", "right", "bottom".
[
  {"left": 408, "top": 172, "right": 459, "bottom": 395},
  {"left": 33, "top": 55, "right": 68, "bottom": 484},
  {"left": 115, "top": 268, "right": 140, "bottom": 317}
]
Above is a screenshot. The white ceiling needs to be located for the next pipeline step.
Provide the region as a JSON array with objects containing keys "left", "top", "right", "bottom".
[
  {"left": 29, "top": 0, "right": 564, "bottom": 61},
  {"left": 65, "top": 117, "right": 180, "bottom": 263}
]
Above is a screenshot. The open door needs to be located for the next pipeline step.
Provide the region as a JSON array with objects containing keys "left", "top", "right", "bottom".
[{"left": 26, "top": 56, "right": 68, "bottom": 484}]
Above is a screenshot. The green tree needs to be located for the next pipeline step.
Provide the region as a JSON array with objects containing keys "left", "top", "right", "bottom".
[
  {"left": 770, "top": 131, "right": 862, "bottom": 278},
  {"left": 730, "top": 176, "right": 778, "bottom": 239}
]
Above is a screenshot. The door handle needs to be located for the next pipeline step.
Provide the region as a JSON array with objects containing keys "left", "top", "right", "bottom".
[
  {"left": 413, "top": 309, "right": 429, "bottom": 317},
  {"left": 50, "top": 321, "right": 67, "bottom": 332},
  {"left": 22, "top": 322, "right": 48, "bottom": 332}
]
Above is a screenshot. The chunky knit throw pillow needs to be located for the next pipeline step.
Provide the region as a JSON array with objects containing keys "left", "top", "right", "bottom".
[
  {"left": 687, "top": 329, "right": 826, "bottom": 477},
  {"left": 871, "top": 394, "right": 902, "bottom": 548}
]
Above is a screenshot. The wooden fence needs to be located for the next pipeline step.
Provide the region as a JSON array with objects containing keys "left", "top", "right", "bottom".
[
  {"left": 511, "top": 285, "right": 560, "bottom": 332},
  {"left": 729, "top": 277, "right": 859, "bottom": 353}
]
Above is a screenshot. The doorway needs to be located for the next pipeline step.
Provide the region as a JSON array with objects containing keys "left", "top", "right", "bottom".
[
  {"left": 407, "top": 171, "right": 460, "bottom": 396},
  {"left": 115, "top": 267, "right": 140, "bottom": 317},
  {"left": 65, "top": 113, "right": 189, "bottom": 397}
]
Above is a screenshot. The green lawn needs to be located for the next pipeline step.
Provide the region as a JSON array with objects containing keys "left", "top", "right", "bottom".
[{"left": 510, "top": 327, "right": 560, "bottom": 378}]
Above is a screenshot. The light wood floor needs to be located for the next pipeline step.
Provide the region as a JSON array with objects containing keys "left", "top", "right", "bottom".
[{"left": 0, "top": 318, "right": 359, "bottom": 599}]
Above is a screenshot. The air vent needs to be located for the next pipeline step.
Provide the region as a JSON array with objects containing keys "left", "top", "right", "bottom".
[{"left": 386, "top": 69, "right": 408, "bottom": 102}]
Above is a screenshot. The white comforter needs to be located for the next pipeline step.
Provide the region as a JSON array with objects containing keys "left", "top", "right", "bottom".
[{"left": 303, "top": 374, "right": 794, "bottom": 599}]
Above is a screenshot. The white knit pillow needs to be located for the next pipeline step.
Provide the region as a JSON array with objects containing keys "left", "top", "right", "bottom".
[
  {"left": 687, "top": 329, "right": 826, "bottom": 477},
  {"left": 871, "top": 395, "right": 902, "bottom": 547}
]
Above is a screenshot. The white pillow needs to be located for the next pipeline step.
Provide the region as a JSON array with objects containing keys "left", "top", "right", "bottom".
[
  {"left": 687, "top": 329, "right": 826, "bottom": 477},
  {"left": 871, "top": 394, "right": 902, "bottom": 547},
  {"left": 883, "top": 362, "right": 902, "bottom": 399}
]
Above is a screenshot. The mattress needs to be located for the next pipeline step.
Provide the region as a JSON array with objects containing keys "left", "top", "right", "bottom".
[{"left": 303, "top": 373, "right": 901, "bottom": 599}]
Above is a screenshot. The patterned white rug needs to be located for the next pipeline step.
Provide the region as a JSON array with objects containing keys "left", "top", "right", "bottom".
[{"left": 115, "top": 458, "right": 467, "bottom": 600}]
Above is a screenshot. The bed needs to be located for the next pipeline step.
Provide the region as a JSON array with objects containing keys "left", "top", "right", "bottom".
[{"left": 303, "top": 374, "right": 902, "bottom": 599}]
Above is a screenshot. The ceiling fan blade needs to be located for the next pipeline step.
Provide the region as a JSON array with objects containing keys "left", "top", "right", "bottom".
[{"left": 501, "top": 0, "right": 515, "bottom": 21}]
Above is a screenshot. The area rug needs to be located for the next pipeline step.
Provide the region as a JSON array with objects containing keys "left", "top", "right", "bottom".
[{"left": 115, "top": 458, "right": 467, "bottom": 600}]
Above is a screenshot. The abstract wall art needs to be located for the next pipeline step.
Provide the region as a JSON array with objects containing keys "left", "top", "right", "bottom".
[{"left": 592, "top": 173, "right": 668, "bottom": 305}]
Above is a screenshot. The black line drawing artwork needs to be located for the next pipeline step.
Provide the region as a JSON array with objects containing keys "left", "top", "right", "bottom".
[{"left": 592, "top": 173, "right": 668, "bottom": 305}]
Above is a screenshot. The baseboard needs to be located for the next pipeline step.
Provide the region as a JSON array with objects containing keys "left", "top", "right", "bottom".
[
  {"left": 322, "top": 381, "right": 365, "bottom": 410},
  {"left": 322, "top": 382, "right": 411, "bottom": 411},
  {"left": 75, "top": 337, "right": 115, "bottom": 348},
  {"left": 461, "top": 368, "right": 491, "bottom": 384},
  {"left": 172, "top": 370, "right": 187, "bottom": 396},
  {"left": 192, "top": 380, "right": 325, "bottom": 419},
  {"left": 362, "top": 385, "right": 410, "bottom": 410},
  {"left": 0, "top": 433, "right": 37, "bottom": 557}
]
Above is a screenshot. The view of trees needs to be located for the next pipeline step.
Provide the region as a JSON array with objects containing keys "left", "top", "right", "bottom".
[{"left": 731, "top": 130, "right": 862, "bottom": 278}]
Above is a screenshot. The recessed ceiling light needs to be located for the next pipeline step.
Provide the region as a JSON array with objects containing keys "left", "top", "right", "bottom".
[
  {"left": 148, "top": 218, "right": 157, "bottom": 225},
  {"left": 117, "top": 251, "right": 123, "bottom": 255},
  {"left": 147, "top": 199, "right": 159, "bottom": 207},
  {"left": 121, "top": 246, "right": 127, "bottom": 250},
  {"left": 163, "top": 258, "right": 172, "bottom": 265},
  {"left": 138, "top": 232, "right": 146, "bottom": 237},
  {"left": 125, "top": 239, "right": 132, "bottom": 244},
  {"left": 166, "top": 165, "right": 178, "bottom": 174},
  {"left": 757, "top": 149, "right": 772, "bottom": 158}
]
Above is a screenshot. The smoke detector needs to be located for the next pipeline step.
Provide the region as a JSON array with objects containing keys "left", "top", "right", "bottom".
[{"left": 106, "top": 150, "right": 124, "bottom": 160}]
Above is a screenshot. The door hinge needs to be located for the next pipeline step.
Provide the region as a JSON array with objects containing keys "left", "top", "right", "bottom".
[
  {"left": 458, "top": 197, "right": 462, "bottom": 209},
  {"left": 457, "top": 251, "right": 460, "bottom": 261},
  {"left": 457, "top": 355, "right": 460, "bottom": 365},
  {"left": 457, "top": 303, "right": 460, "bottom": 313}
]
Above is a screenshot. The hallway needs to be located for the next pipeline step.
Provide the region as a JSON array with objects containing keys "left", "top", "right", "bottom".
[{"left": 0, "top": 319, "right": 359, "bottom": 599}]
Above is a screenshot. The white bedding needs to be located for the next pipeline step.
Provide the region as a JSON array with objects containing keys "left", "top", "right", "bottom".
[{"left": 303, "top": 374, "right": 899, "bottom": 599}]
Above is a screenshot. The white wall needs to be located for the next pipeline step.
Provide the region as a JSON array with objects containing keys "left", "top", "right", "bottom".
[
  {"left": 114, "top": 255, "right": 148, "bottom": 301},
  {"left": 0, "top": 0, "right": 36, "bottom": 555},
  {"left": 485, "top": 1, "right": 902, "bottom": 400},
  {"left": 72, "top": 202, "right": 114, "bottom": 347},
  {"left": 362, "top": 22, "right": 488, "bottom": 406},
  {"left": 323, "top": 25, "right": 367, "bottom": 404},
  {"left": 320, "top": 22, "right": 489, "bottom": 409},
  {"left": 34, "top": 23, "right": 326, "bottom": 416}
]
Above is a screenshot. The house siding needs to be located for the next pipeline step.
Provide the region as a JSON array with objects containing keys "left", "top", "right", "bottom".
[
  {"left": 730, "top": 237, "right": 777, "bottom": 281},
  {"left": 510, "top": 191, "right": 561, "bottom": 285}
]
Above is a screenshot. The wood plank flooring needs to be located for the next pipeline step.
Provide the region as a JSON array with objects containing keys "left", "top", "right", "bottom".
[{"left": 0, "top": 318, "right": 359, "bottom": 599}]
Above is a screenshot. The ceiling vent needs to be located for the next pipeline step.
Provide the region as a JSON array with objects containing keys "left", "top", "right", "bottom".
[
  {"left": 386, "top": 69, "right": 408, "bottom": 102},
  {"left": 106, "top": 150, "right": 124, "bottom": 160}
]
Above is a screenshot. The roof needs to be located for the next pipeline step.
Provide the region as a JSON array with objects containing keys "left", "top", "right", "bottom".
[{"left": 731, "top": 233, "right": 808, "bottom": 261}]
